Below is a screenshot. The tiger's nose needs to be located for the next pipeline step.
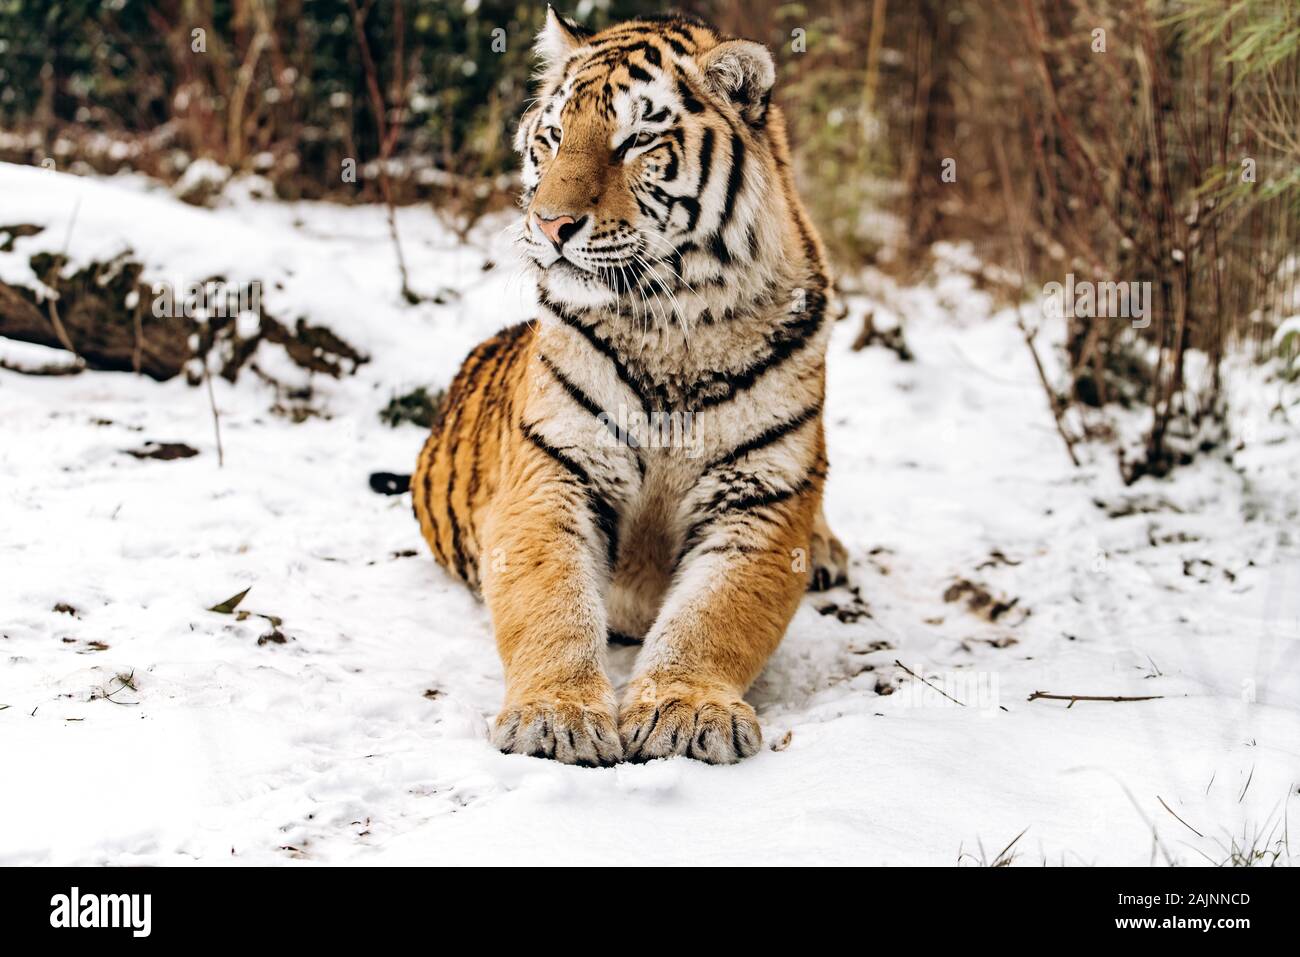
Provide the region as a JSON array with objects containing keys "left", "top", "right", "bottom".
[{"left": 535, "top": 213, "right": 584, "bottom": 249}]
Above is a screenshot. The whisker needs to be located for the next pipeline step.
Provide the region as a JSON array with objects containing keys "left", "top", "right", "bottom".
[
  {"left": 636, "top": 257, "right": 672, "bottom": 332},
  {"left": 636, "top": 235, "right": 705, "bottom": 342},
  {"left": 631, "top": 252, "right": 689, "bottom": 344},
  {"left": 640, "top": 232, "right": 704, "bottom": 302}
]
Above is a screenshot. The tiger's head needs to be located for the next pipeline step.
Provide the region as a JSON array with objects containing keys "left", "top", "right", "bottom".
[{"left": 514, "top": 9, "right": 790, "bottom": 314}]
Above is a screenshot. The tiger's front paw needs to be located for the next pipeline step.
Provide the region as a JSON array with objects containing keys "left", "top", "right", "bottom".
[
  {"left": 619, "top": 681, "right": 761, "bottom": 764},
  {"left": 493, "top": 696, "right": 623, "bottom": 766}
]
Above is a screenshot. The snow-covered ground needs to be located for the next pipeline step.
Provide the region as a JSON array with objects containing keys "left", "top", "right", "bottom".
[{"left": 1, "top": 162, "right": 1297, "bottom": 866}]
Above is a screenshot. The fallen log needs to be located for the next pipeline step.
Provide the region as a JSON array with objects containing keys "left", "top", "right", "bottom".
[{"left": 0, "top": 226, "right": 366, "bottom": 384}]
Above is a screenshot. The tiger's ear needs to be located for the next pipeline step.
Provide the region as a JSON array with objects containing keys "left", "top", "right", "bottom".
[
  {"left": 534, "top": 6, "right": 591, "bottom": 78},
  {"left": 697, "top": 40, "right": 775, "bottom": 126}
]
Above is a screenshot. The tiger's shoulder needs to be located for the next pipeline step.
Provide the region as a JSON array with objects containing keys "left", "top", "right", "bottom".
[{"left": 429, "top": 320, "right": 536, "bottom": 434}]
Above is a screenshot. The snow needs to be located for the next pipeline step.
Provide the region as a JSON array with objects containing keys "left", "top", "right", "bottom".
[{"left": 1, "top": 162, "right": 1298, "bottom": 866}]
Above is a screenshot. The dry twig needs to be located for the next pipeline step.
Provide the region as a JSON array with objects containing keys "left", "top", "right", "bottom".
[
  {"left": 894, "top": 659, "right": 965, "bottom": 707},
  {"left": 347, "top": 0, "right": 417, "bottom": 304},
  {"left": 202, "top": 358, "right": 225, "bottom": 468},
  {"left": 1027, "top": 691, "right": 1163, "bottom": 707},
  {"left": 1157, "top": 794, "right": 1204, "bottom": 838}
]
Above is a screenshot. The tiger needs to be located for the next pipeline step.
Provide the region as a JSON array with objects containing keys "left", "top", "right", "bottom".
[{"left": 400, "top": 9, "right": 848, "bottom": 765}]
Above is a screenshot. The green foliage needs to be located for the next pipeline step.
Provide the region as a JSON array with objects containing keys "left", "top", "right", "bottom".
[
  {"left": 1173, "top": 0, "right": 1300, "bottom": 219},
  {"left": 380, "top": 386, "right": 444, "bottom": 429},
  {"left": 774, "top": 8, "right": 899, "bottom": 262},
  {"left": 207, "top": 586, "right": 252, "bottom": 614},
  {"left": 1168, "top": 0, "right": 1300, "bottom": 80},
  {"left": 1277, "top": 323, "right": 1300, "bottom": 382}
]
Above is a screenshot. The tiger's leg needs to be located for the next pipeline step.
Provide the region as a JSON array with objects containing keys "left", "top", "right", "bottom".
[
  {"left": 619, "top": 486, "right": 819, "bottom": 764},
  {"left": 808, "top": 503, "right": 849, "bottom": 591},
  {"left": 479, "top": 435, "right": 623, "bottom": 766}
]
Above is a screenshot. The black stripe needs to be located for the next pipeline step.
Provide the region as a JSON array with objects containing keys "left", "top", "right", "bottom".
[
  {"left": 695, "top": 128, "right": 715, "bottom": 196},
  {"left": 442, "top": 337, "right": 506, "bottom": 581},
  {"left": 709, "top": 230, "right": 732, "bottom": 266},
  {"left": 584, "top": 38, "right": 660, "bottom": 60},
  {"left": 612, "top": 133, "right": 638, "bottom": 162},
  {"left": 635, "top": 17, "right": 705, "bottom": 45},
  {"left": 520, "top": 421, "right": 594, "bottom": 484},
  {"left": 661, "top": 143, "right": 679, "bottom": 182},
  {"left": 676, "top": 196, "right": 701, "bottom": 233},
  {"left": 539, "top": 353, "right": 642, "bottom": 452},
  {"left": 464, "top": 340, "right": 520, "bottom": 584},
  {"left": 631, "top": 191, "right": 660, "bottom": 224},
  {"left": 678, "top": 474, "right": 815, "bottom": 562},
  {"left": 569, "top": 75, "right": 602, "bottom": 99},
  {"left": 541, "top": 294, "right": 653, "bottom": 413},
  {"left": 676, "top": 74, "right": 704, "bottom": 112},
  {"left": 695, "top": 298, "right": 826, "bottom": 409},
  {"left": 704, "top": 132, "right": 745, "bottom": 262},
  {"left": 718, "top": 133, "right": 745, "bottom": 232},
  {"left": 646, "top": 183, "right": 678, "bottom": 210},
  {"left": 419, "top": 438, "right": 446, "bottom": 566},
  {"left": 706, "top": 401, "right": 822, "bottom": 470},
  {"left": 588, "top": 27, "right": 645, "bottom": 46},
  {"left": 626, "top": 62, "right": 653, "bottom": 83},
  {"left": 792, "top": 207, "right": 830, "bottom": 275},
  {"left": 521, "top": 423, "right": 621, "bottom": 570},
  {"left": 685, "top": 128, "right": 715, "bottom": 233},
  {"left": 496, "top": 321, "right": 530, "bottom": 434}
]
